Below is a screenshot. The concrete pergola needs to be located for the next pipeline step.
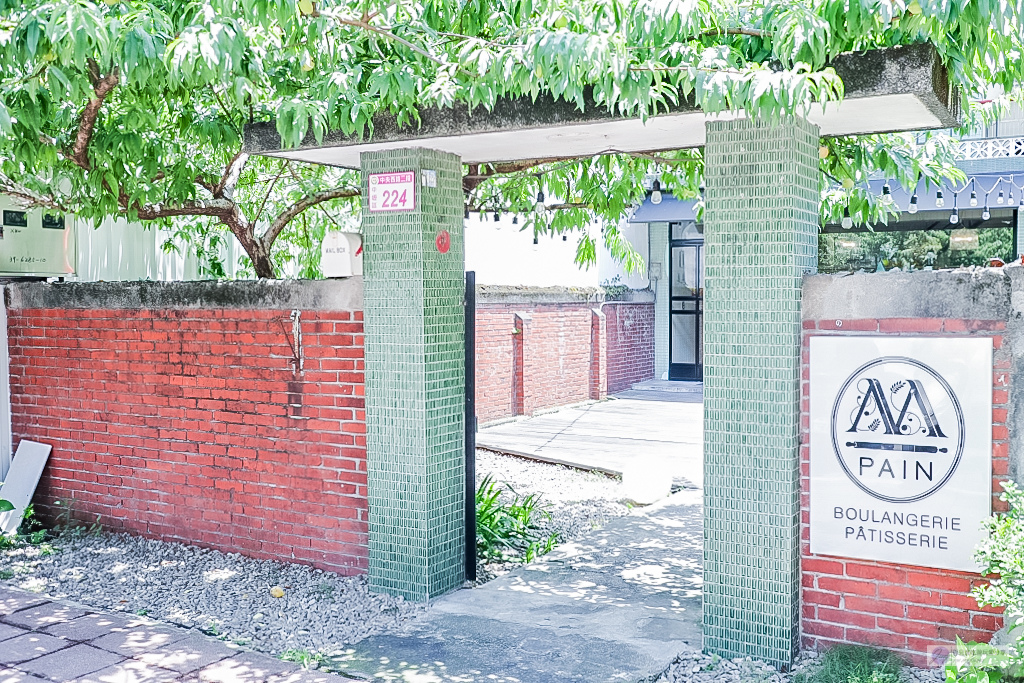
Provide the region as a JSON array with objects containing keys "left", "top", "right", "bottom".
[{"left": 244, "top": 43, "right": 958, "bottom": 668}]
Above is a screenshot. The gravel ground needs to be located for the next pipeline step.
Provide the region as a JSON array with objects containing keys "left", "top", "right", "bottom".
[
  {"left": 655, "top": 650, "right": 945, "bottom": 682},
  {"left": 474, "top": 449, "right": 633, "bottom": 581},
  {"left": 0, "top": 450, "right": 630, "bottom": 658},
  {"left": 0, "top": 531, "right": 423, "bottom": 657}
]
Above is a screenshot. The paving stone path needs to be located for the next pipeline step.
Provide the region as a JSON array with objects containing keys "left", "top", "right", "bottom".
[
  {"left": 0, "top": 585, "right": 347, "bottom": 683},
  {"left": 330, "top": 490, "right": 704, "bottom": 682}
]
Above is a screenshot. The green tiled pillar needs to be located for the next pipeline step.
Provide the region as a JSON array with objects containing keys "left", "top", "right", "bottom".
[
  {"left": 702, "top": 117, "right": 819, "bottom": 667},
  {"left": 360, "top": 148, "right": 465, "bottom": 600}
]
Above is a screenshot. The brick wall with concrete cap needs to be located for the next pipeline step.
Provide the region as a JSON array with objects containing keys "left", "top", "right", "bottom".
[
  {"left": 5, "top": 279, "right": 368, "bottom": 574},
  {"left": 474, "top": 286, "right": 655, "bottom": 423},
  {"left": 360, "top": 148, "right": 466, "bottom": 600},
  {"left": 800, "top": 266, "right": 1023, "bottom": 665},
  {"left": 702, "top": 116, "right": 820, "bottom": 667}
]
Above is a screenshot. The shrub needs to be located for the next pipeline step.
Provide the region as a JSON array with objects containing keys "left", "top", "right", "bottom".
[
  {"left": 794, "top": 645, "right": 903, "bottom": 683},
  {"left": 476, "top": 474, "right": 558, "bottom": 563}
]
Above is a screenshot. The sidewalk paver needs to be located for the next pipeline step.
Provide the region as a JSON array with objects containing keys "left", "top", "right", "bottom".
[
  {"left": 330, "top": 489, "right": 704, "bottom": 682},
  {"left": 477, "top": 392, "right": 704, "bottom": 487},
  {"left": 0, "top": 585, "right": 353, "bottom": 683},
  {"left": 17, "top": 643, "right": 122, "bottom": 681}
]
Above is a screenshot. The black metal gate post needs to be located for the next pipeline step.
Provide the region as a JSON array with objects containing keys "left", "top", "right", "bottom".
[{"left": 464, "top": 270, "right": 477, "bottom": 581}]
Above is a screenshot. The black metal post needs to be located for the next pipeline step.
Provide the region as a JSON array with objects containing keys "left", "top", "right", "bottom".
[{"left": 464, "top": 270, "right": 477, "bottom": 581}]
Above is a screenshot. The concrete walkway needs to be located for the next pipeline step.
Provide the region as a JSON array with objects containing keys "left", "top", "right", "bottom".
[
  {"left": 0, "top": 585, "right": 346, "bottom": 683},
  {"left": 330, "top": 490, "right": 703, "bottom": 682},
  {"left": 477, "top": 387, "right": 704, "bottom": 488}
]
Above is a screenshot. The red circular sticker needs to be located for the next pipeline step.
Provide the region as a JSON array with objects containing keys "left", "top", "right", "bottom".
[{"left": 435, "top": 230, "right": 451, "bottom": 254}]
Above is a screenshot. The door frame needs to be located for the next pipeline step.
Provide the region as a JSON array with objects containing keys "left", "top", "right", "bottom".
[{"left": 668, "top": 238, "right": 704, "bottom": 381}]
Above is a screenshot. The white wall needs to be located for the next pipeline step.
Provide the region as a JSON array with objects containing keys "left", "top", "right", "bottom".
[{"left": 465, "top": 213, "right": 649, "bottom": 289}]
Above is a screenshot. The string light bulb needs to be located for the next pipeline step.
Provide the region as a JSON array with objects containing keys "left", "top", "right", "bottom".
[
  {"left": 982, "top": 206, "right": 991, "bottom": 221},
  {"left": 970, "top": 190, "right": 978, "bottom": 206},
  {"left": 535, "top": 190, "right": 545, "bottom": 214},
  {"left": 935, "top": 190, "right": 945, "bottom": 208},
  {"left": 908, "top": 194, "right": 919, "bottom": 214},
  {"left": 562, "top": 234, "right": 568, "bottom": 241},
  {"left": 532, "top": 235, "right": 539, "bottom": 250},
  {"left": 949, "top": 208, "right": 959, "bottom": 224},
  {"left": 512, "top": 215, "right": 518, "bottom": 225},
  {"left": 651, "top": 179, "right": 663, "bottom": 205},
  {"left": 998, "top": 189, "right": 1005, "bottom": 204},
  {"left": 494, "top": 210, "right": 500, "bottom": 222},
  {"left": 881, "top": 183, "right": 893, "bottom": 205},
  {"left": 841, "top": 207, "right": 853, "bottom": 230},
  {"left": 464, "top": 206, "right": 470, "bottom": 219}
]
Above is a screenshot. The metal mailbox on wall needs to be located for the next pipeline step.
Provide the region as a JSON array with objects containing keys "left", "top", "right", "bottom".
[
  {"left": 0, "top": 197, "right": 77, "bottom": 278},
  {"left": 810, "top": 336, "right": 993, "bottom": 571}
]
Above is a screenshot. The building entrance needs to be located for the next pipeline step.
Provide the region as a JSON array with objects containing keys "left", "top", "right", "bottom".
[{"left": 669, "top": 221, "right": 704, "bottom": 381}]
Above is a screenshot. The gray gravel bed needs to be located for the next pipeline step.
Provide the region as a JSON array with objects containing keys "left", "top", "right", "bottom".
[
  {"left": 655, "top": 650, "right": 945, "bottom": 683},
  {"left": 0, "top": 531, "right": 423, "bottom": 657},
  {"left": 0, "top": 450, "right": 631, "bottom": 657}
]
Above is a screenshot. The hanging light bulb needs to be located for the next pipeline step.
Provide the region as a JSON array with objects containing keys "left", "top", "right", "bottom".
[
  {"left": 949, "top": 208, "right": 959, "bottom": 224},
  {"left": 982, "top": 206, "right": 991, "bottom": 221},
  {"left": 651, "top": 179, "right": 663, "bottom": 205},
  {"left": 512, "top": 215, "right": 518, "bottom": 225},
  {"left": 562, "top": 234, "right": 568, "bottom": 241},
  {"left": 970, "top": 190, "right": 978, "bottom": 206},
  {"left": 908, "top": 194, "right": 919, "bottom": 214},
  {"left": 881, "top": 183, "right": 892, "bottom": 205},
  {"left": 535, "top": 190, "right": 545, "bottom": 214},
  {"left": 935, "top": 190, "right": 945, "bottom": 208},
  {"left": 841, "top": 207, "right": 853, "bottom": 230},
  {"left": 998, "top": 189, "right": 1005, "bottom": 204},
  {"left": 1010, "top": 188, "right": 1015, "bottom": 204},
  {"left": 532, "top": 235, "right": 539, "bottom": 251},
  {"left": 464, "top": 206, "right": 470, "bottom": 219},
  {"left": 494, "top": 210, "right": 500, "bottom": 222}
]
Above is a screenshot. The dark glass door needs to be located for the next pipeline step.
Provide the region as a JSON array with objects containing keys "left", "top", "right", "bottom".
[{"left": 669, "top": 241, "right": 704, "bottom": 381}]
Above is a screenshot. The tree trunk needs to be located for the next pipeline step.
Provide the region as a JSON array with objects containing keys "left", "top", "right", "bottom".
[
  {"left": 248, "top": 244, "right": 276, "bottom": 279},
  {"left": 225, "top": 220, "right": 277, "bottom": 278}
]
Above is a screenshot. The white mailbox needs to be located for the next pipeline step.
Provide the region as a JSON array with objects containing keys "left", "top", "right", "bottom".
[{"left": 321, "top": 231, "right": 363, "bottom": 278}]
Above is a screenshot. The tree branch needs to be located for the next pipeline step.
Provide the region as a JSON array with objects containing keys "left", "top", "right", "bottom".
[
  {"left": 70, "top": 60, "right": 119, "bottom": 171},
  {"left": 214, "top": 151, "right": 250, "bottom": 199},
  {"left": 261, "top": 186, "right": 360, "bottom": 249},
  {"left": 696, "top": 27, "right": 768, "bottom": 40},
  {"left": 131, "top": 198, "right": 239, "bottom": 221}
]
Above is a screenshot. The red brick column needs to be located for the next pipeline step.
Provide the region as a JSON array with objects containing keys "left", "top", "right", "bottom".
[{"left": 800, "top": 317, "right": 1009, "bottom": 666}]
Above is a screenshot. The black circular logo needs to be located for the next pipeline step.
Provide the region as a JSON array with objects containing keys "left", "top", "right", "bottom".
[{"left": 831, "top": 356, "right": 964, "bottom": 503}]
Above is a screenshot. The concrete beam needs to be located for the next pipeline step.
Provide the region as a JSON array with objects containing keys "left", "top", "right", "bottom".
[{"left": 244, "top": 44, "right": 957, "bottom": 169}]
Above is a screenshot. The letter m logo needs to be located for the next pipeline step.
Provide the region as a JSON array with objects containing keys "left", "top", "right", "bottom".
[{"left": 847, "top": 378, "right": 946, "bottom": 437}]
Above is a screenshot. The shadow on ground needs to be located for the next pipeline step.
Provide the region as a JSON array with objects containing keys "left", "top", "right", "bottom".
[{"left": 330, "top": 490, "right": 703, "bottom": 683}]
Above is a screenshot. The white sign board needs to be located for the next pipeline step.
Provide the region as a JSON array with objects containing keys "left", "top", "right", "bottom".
[
  {"left": 367, "top": 171, "right": 415, "bottom": 212},
  {"left": 810, "top": 336, "right": 992, "bottom": 571}
]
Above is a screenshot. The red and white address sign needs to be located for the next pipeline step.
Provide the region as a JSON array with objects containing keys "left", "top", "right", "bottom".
[{"left": 367, "top": 171, "right": 415, "bottom": 212}]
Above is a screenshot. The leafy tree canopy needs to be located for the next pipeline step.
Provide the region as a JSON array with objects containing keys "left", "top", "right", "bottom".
[{"left": 0, "top": 0, "right": 1021, "bottom": 277}]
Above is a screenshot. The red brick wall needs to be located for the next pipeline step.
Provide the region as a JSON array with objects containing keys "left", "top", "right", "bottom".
[
  {"left": 8, "top": 306, "right": 368, "bottom": 575},
  {"left": 800, "top": 317, "right": 1009, "bottom": 665},
  {"left": 604, "top": 303, "right": 655, "bottom": 394},
  {"left": 475, "top": 300, "right": 654, "bottom": 423}
]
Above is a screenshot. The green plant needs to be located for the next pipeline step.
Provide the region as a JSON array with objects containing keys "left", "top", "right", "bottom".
[
  {"left": 793, "top": 645, "right": 904, "bottom": 683},
  {"left": 944, "top": 638, "right": 1020, "bottom": 683},
  {"left": 476, "top": 474, "right": 558, "bottom": 563},
  {"left": 975, "top": 482, "right": 1024, "bottom": 651},
  {"left": 280, "top": 649, "right": 327, "bottom": 670}
]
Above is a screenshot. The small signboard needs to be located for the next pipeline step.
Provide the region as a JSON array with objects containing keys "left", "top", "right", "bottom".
[
  {"left": 368, "top": 171, "right": 415, "bottom": 212},
  {"left": 810, "top": 336, "right": 992, "bottom": 571}
]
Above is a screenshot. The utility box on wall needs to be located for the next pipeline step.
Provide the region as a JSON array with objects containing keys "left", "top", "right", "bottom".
[
  {"left": 0, "top": 198, "right": 77, "bottom": 278},
  {"left": 321, "top": 232, "right": 363, "bottom": 278}
]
